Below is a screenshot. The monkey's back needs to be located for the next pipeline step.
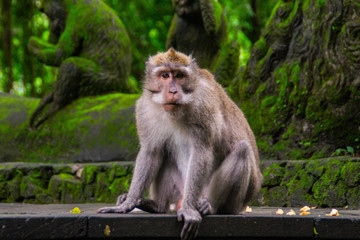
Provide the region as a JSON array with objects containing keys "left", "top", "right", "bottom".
[
  {"left": 67, "top": 0, "right": 131, "bottom": 89},
  {"left": 199, "top": 69, "right": 259, "bottom": 163}
]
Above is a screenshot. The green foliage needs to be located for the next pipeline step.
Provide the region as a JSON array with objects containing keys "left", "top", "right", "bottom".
[
  {"left": 1, "top": 0, "right": 279, "bottom": 96},
  {"left": 331, "top": 146, "right": 355, "bottom": 157}
]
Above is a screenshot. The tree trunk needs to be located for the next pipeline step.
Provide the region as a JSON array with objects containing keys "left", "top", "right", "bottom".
[
  {"left": 249, "top": 0, "right": 261, "bottom": 43},
  {"left": 20, "top": 0, "right": 35, "bottom": 96},
  {"left": 236, "top": 0, "right": 360, "bottom": 159},
  {"left": 1, "top": 0, "right": 13, "bottom": 93}
]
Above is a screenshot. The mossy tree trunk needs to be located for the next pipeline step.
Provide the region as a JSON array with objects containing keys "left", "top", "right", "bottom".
[
  {"left": 1, "top": 0, "right": 14, "bottom": 92},
  {"left": 235, "top": 0, "right": 360, "bottom": 159}
]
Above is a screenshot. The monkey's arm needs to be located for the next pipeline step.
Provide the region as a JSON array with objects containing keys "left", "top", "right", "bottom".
[
  {"left": 28, "top": 37, "right": 56, "bottom": 50},
  {"left": 165, "top": 15, "right": 177, "bottom": 49},
  {"left": 29, "top": 15, "right": 82, "bottom": 67},
  {"left": 198, "top": 0, "right": 222, "bottom": 36},
  {"left": 98, "top": 148, "right": 163, "bottom": 214}
]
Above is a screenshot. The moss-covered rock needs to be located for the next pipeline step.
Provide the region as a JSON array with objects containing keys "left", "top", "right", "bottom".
[
  {"left": 268, "top": 186, "right": 288, "bottom": 207},
  {"left": 48, "top": 173, "right": 84, "bottom": 203},
  {"left": 341, "top": 162, "right": 360, "bottom": 187},
  {"left": 0, "top": 182, "right": 7, "bottom": 199},
  {"left": 311, "top": 159, "right": 346, "bottom": 207},
  {"left": 236, "top": 0, "right": 360, "bottom": 159},
  {"left": 262, "top": 162, "right": 285, "bottom": 187},
  {"left": 20, "top": 176, "right": 46, "bottom": 199},
  {"left": 286, "top": 169, "right": 316, "bottom": 206},
  {"left": 0, "top": 93, "right": 139, "bottom": 163}
]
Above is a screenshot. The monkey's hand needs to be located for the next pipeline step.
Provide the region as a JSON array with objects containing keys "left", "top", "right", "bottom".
[
  {"left": 28, "top": 37, "right": 40, "bottom": 55},
  {"left": 97, "top": 198, "right": 137, "bottom": 214},
  {"left": 177, "top": 207, "right": 202, "bottom": 240},
  {"left": 198, "top": 198, "right": 213, "bottom": 215}
]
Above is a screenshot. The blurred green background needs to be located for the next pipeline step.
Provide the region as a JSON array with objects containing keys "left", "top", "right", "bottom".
[{"left": 0, "top": 0, "right": 278, "bottom": 97}]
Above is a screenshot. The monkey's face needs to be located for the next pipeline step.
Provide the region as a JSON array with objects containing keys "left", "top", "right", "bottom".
[
  {"left": 151, "top": 67, "right": 195, "bottom": 112},
  {"left": 144, "top": 48, "right": 198, "bottom": 113}
]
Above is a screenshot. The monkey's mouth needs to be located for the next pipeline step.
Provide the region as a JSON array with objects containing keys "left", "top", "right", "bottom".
[
  {"left": 164, "top": 103, "right": 179, "bottom": 106},
  {"left": 162, "top": 103, "right": 179, "bottom": 112}
]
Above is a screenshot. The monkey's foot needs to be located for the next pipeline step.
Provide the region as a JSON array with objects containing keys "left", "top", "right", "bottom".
[
  {"left": 116, "top": 193, "right": 128, "bottom": 205},
  {"left": 97, "top": 206, "right": 127, "bottom": 213},
  {"left": 97, "top": 200, "right": 136, "bottom": 214},
  {"left": 198, "top": 198, "right": 213, "bottom": 215}
]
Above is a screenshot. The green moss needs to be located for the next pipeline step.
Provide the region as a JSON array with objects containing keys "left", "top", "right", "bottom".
[
  {"left": 20, "top": 176, "right": 46, "bottom": 198},
  {"left": 341, "top": 162, "right": 360, "bottom": 187},
  {"left": 82, "top": 165, "right": 99, "bottom": 185},
  {"left": 312, "top": 159, "right": 346, "bottom": 206},
  {"left": 305, "top": 160, "right": 325, "bottom": 177},
  {"left": 282, "top": 161, "right": 305, "bottom": 185},
  {"left": 211, "top": 0, "right": 223, "bottom": 32},
  {"left": 0, "top": 93, "right": 140, "bottom": 163},
  {"left": 109, "top": 177, "right": 130, "bottom": 197},
  {"left": 262, "top": 163, "right": 285, "bottom": 187},
  {"left": 0, "top": 182, "right": 7, "bottom": 199}
]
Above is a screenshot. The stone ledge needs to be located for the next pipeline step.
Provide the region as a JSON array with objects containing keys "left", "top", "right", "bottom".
[{"left": 1, "top": 204, "right": 360, "bottom": 239}]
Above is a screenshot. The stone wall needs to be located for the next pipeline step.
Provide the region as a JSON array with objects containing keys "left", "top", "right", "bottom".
[
  {"left": 0, "top": 162, "right": 133, "bottom": 204},
  {"left": 258, "top": 157, "right": 360, "bottom": 208},
  {"left": 1, "top": 157, "right": 359, "bottom": 207}
]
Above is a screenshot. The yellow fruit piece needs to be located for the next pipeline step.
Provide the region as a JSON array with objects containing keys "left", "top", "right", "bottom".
[
  {"left": 326, "top": 209, "right": 339, "bottom": 216},
  {"left": 300, "top": 211, "right": 310, "bottom": 215},
  {"left": 245, "top": 206, "right": 252, "bottom": 213},
  {"left": 286, "top": 209, "right": 296, "bottom": 215},
  {"left": 300, "top": 206, "right": 311, "bottom": 212},
  {"left": 70, "top": 207, "right": 82, "bottom": 214},
  {"left": 104, "top": 225, "right": 111, "bottom": 236},
  {"left": 276, "top": 209, "right": 284, "bottom": 215}
]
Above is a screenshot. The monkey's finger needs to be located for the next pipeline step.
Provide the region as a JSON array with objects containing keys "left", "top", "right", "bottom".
[
  {"left": 97, "top": 207, "right": 116, "bottom": 213},
  {"left": 177, "top": 213, "right": 184, "bottom": 222},
  {"left": 181, "top": 221, "right": 194, "bottom": 240},
  {"left": 183, "top": 222, "right": 197, "bottom": 240}
]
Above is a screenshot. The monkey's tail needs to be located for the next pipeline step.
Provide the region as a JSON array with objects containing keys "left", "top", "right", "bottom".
[{"left": 29, "top": 92, "right": 54, "bottom": 130}]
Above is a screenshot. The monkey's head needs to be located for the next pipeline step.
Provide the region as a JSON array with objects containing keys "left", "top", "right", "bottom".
[
  {"left": 172, "top": 0, "right": 200, "bottom": 18},
  {"left": 36, "top": 0, "right": 67, "bottom": 41},
  {"left": 144, "top": 48, "right": 199, "bottom": 113}
]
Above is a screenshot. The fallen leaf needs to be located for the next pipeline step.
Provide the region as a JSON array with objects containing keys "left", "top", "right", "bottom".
[
  {"left": 311, "top": 206, "right": 318, "bottom": 209},
  {"left": 300, "top": 211, "right": 310, "bottom": 215},
  {"left": 70, "top": 207, "right": 82, "bottom": 214},
  {"left": 245, "top": 206, "right": 252, "bottom": 213},
  {"left": 286, "top": 209, "right": 296, "bottom": 215},
  {"left": 276, "top": 209, "right": 284, "bottom": 215}
]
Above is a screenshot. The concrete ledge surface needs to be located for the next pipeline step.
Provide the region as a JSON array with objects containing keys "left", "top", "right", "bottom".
[{"left": 0, "top": 204, "right": 359, "bottom": 239}]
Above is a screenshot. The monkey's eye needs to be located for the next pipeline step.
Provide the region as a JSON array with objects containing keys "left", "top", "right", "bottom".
[
  {"left": 174, "top": 72, "right": 184, "bottom": 79},
  {"left": 161, "top": 73, "right": 170, "bottom": 79}
]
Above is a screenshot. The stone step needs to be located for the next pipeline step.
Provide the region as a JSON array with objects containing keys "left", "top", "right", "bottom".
[{"left": 1, "top": 204, "right": 359, "bottom": 239}]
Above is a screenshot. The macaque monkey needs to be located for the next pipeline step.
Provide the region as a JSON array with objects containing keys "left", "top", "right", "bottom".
[{"left": 98, "top": 48, "right": 263, "bottom": 240}]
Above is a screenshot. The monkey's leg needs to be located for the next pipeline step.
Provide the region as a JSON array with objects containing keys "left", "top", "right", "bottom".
[
  {"left": 29, "top": 92, "right": 54, "bottom": 129},
  {"left": 34, "top": 57, "right": 104, "bottom": 128},
  {"left": 203, "top": 140, "right": 261, "bottom": 214}
]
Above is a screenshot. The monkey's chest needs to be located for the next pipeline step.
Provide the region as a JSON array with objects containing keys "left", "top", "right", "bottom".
[{"left": 166, "top": 132, "right": 193, "bottom": 176}]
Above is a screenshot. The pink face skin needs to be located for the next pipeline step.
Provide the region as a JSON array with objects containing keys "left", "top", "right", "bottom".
[{"left": 157, "top": 69, "right": 186, "bottom": 112}]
